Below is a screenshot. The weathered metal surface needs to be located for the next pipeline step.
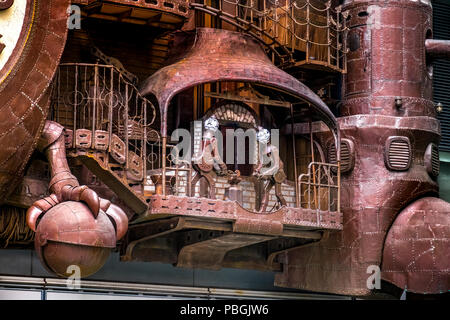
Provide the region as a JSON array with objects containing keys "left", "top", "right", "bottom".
[
  {"left": 34, "top": 201, "right": 117, "bottom": 248},
  {"left": 142, "top": 194, "right": 343, "bottom": 234},
  {"left": 0, "top": 0, "right": 70, "bottom": 204},
  {"left": 140, "top": 28, "right": 340, "bottom": 141},
  {"left": 276, "top": 118, "right": 441, "bottom": 295},
  {"left": 425, "top": 39, "right": 450, "bottom": 60},
  {"left": 0, "top": 1, "right": 129, "bottom": 273},
  {"left": 191, "top": 123, "right": 228, "bottom": 199},
  {"left": 176, "top": 233, "right": 274, "bottom": 270},
  {"left": 5, "top": 177, "right": 49, "bottom": 208},
  {"left": 275, "top": 0, "right": 449, "bottom": 296},
  {"left": 34, "top": 201, "right": 116, "bottom": 277},
  {"left": 121, "top": 216, "right": 321, "bottom": 271},
  {"left": 121, "top": 216, "right": 185, "bottom": 262},
  {"left": 73, "top": 151, "right": 149, "bottom": 215},
  {"left": 382, "top": 197, "right": 450, "bottom": 294},
  {"left": 0, "top": 0, "right": 13, "bottom": 10},
  {"left": 340, "top": 0, "right": 434, "bottom": 117}
]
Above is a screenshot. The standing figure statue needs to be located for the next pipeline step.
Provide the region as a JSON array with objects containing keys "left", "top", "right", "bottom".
[
  {"left": 191, "top": 117, "right": 228, "bottom": 198},
  {"left": 253, "top": 128, "right": 287, "bottom": 212}
]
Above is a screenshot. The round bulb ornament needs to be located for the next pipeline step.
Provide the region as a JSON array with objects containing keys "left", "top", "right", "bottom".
[{"left": 33, "top": 201, "right": 120, "bottom": 278}]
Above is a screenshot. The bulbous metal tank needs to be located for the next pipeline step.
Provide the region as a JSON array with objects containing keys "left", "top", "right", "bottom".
[{"left": 35, "top": 201, "right": 117, "bottom": 278}]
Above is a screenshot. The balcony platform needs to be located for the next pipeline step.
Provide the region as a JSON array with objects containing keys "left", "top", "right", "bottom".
[
  {"left": 120, "top": 195, "right": 342, "bottom": 271},
  {"left": 73, "top": 0, "right": 189, "bottom": 29},
  {"left": 136, "top": 194, "right": 342, "bottom": 235}
]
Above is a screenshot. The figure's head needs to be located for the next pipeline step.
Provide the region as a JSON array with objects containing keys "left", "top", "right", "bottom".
[
  {"left": 257, "top": 128, "right": 271, "bottom": 144},
  {"left": 204, "top": 116, "right": 219, "bottom": 132}
]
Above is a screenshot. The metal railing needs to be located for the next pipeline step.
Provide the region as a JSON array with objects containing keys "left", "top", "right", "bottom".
[
  {"left": 50, "top": 63, "right": 158, "bottom": 186},
  {"left": 298, "top": 161, "right": 340, "bottom": 212},
  {"left": 50, "top": 63, "right": 340, "bottom": 213},
  {"left": 191, "top": 0, "right": 348, "bottom": 71},
  {"left": 50, "top": 63, "right": 193, "bottom": 196}
]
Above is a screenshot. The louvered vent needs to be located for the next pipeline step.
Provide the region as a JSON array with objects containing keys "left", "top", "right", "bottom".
[
  {"left": 432, "top": 144, "right": 440, "bottom": 176},
  {"left": 425, "top": 143, "right": 440, "bottom": 177},
  {"left": 385, "top": 137, "right": 411, "bottom": 171},
  {"left": 328, "top": 139, "right": 354, "bottom": 173},
  {"left": 433, "top": 0, "right": 450, "bottom": 151}
]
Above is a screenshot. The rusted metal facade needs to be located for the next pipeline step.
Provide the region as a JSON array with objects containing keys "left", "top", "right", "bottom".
[
  {"left": 275, "top": 0, "right": 450, "bottom": 295},
  {"left": 0, "top": 0, "right": 70, "bottom": 204}
]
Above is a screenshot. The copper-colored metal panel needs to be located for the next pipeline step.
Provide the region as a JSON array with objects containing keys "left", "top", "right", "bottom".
[
  {"left": 176, "top": 233, "right": 274, "bottom": 270},
  {"left": 73, "top": 0, "right": 190, "bottom": 18},
  {"left": 140, "top": 28, "right": 339, "bottom": 138},
  {"left": 275, "top": 0, "right": 450, "bottom": 296},
  {"left": 35, "top": 202, "right": 116, "bottom": 248},
  {"left": 127, "top": 151, "right": 144, "bottom": 181},
  {"left": 75, "top": 129, "right": 92, "bottom": 149},
  {"left": 276, "top": 114, "right": 441, "bottom": 295},
  {"left": 64, "top": 129, "right": 74, "bottom": 149},
  {"left": 144, "top": 194, "right": 343, "bottom": 234},
  {"left": 94, "top": 130, "right": 110, "bottom": 151},
  {"left": 0, "top": 0, "right": 70, "bottom": 204},
  {"left": 110, "top": 134, "right": 126, "bottom": 164},
  {"left": 340, "top": 0, "right": 434, "bottom": 117},
  {"left": 382, "top": 197, "right": 450, "bottom": 294},
  {"left": 34, "top": 201, "right": 117, "bottom": 278}
]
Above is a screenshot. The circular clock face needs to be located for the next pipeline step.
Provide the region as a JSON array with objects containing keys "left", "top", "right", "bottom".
[{"left": 0, "top": 0, "right": 28, "bottom": 83}]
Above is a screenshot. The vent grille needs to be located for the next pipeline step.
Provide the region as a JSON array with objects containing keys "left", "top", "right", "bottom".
[
  {"left": 424, "top": 143, "right": 440, "bottom": 178},
  {"left": 385, "top": 137, "right": 411, "bottom": 171},
  {"left": 328, "top": 139, "right": 354, "bottom": 173},
  {"left": 432, "top": 144, "right": 440, "bottom": 176},
  {"left": 426, "top": 143, "right": 440, "bottom": 177}
]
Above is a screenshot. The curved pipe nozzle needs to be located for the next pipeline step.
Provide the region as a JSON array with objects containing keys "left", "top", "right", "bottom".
[{"left": 425, "top": 39, "right": 450, "bottom": 60}]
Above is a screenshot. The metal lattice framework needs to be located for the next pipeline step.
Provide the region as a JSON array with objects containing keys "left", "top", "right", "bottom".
[
  {"left": 50, "top": 63, "right": 159, "bottom": 187},
  {"left": 191, "top": 0, "right": 348, "bottom": 71},
  {"left": 49, "top": 62, "right": 341, "bottom": 215}
]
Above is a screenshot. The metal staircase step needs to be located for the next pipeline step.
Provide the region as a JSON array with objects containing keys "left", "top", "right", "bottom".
[{"left": 76, "top": 153, "right": 148, "bottom": 215}]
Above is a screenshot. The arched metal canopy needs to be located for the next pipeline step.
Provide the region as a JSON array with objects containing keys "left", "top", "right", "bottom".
[{"left": 140, "top": 28, "right": 340, "bottom": 152}]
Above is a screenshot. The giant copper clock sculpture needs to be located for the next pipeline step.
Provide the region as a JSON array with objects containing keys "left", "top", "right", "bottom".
[{"left": 0, "top": 0, "right": 127, "bottom": 277}]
